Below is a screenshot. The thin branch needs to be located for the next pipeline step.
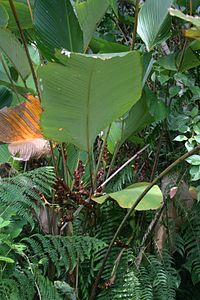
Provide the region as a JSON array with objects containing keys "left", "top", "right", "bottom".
[
  {"left": 111, "top": 16, "right": 129, "bottom": 44},
  {"left": 130, "top": 0, "right": 140, "bottom": 50},
  {"left": 150, "top": 129, "right": 164, "bottom": 181},
  {"left": 89, "top": 144, "right": 200, "bottom": 300},
  {"left": 97, "top": 144, "right": 149, "bottom": 191},
  {"left": 8, "top": 0, "right": 41, "bottom": 99},
  {"left": 135, "top": 202, "right": 165, "bottom": 268}
]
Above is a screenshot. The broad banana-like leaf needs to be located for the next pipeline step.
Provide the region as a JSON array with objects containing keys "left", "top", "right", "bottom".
[
  {"left": 137, "top": 0, "right": 173, "bottom": 51},
  {"left": 0, "top": 28, "right": 31, "bottom": 80},
  {"left": 92, "top": 182, "right": 163, "bottom": 210},
  {"left": 106, "top": 87, "right": 168, "bottom": 154},
  {"left": 34, "top": 0, "right": 83, "bottom": 58},
  {"left": 38, "top": 50, "right": 142, "bottom": 151},
  {"left": 74, "top": 0, "right": 109, "bottom": 49}
]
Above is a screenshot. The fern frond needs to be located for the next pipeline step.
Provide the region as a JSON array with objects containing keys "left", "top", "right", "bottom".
[
  {"left": 23, "top": 234, "right": 107, "bottom": 275},
  {"left": 34, "top": 270, "right": 62, "bottom": 300},
  {"left": 0, "top": 167, "right": 55, "bottom": 225},
  {"left": 0, "top": 278, "right": 20, "bottom": 300}
]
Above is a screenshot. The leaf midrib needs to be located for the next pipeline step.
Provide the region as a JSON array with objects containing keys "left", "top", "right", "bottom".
[
  {"left": 64, "top": 0, "right": 73, "bottom": 51},
  {"left": 86, "top": 60, "right": 96, "bottom": 152}
]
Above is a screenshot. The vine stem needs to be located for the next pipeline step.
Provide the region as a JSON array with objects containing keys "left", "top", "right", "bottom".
[
  {"left": 89, "top": 144, "right": 200, "bottom": 300},
  {"left": 8, "top": 0, "right": 41, "bottom": 99},
  {"left": 130, "top": 0, "right": 140, "bottom": 50}
]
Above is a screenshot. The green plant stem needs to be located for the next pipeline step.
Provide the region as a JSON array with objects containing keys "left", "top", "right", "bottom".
[
  {"left": 88, "top": 149, "right": 94, "bottom": 194},
  {"left": 49, "top": 141, "right": 58, "bottom": 177},
  {"left": 130, "top": 0, "right": 140, "bottom": 50},
  {"left": 190, "top": 0, "right": 192, "bottom": 15},
  {"left": 26, "top": 0, "right": 33, "bottom": 21},
  {"left": 23, "top": 253, "right": 42, "bottom": 300},
  {"left": 61, "top": 143, "right": 68, "bottom": 184},
  {"left": 8, "top": 0, "right": 41, "bottom": 99},
  {"left": 177, "top": 40, "right": 187, "bottom": 71},
  {"left": 106, "top": 141, "right": 120, "bottom": 180},
  {"left": 106, "top": 120, "right": 125, "bottom": 180},
  {"left": 89, "top": 144, "right": 200, "bottom": 300},
  {"left": 93, "top": 125, "right": 111, "bottom": 189}
]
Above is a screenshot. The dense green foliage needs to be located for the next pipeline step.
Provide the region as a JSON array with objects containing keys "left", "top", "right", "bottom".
[{"left": 0, "top": 0, "right": 199, "bottom": 299}]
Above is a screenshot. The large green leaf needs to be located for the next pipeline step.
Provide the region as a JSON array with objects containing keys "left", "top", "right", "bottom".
[
  {"left": 0, "top": 28, "right": 31, "bottom": 79},
  {"left": 137, "top": 0, "right": 173, "bottom": 51},
  {"left": 74, "top": 0, "right": 109, "bottom": 49},
  {"left": 92, "top": 182, "right": 163, "bottom": 210},
  {"left": 39, "top": 51, "right": 142, "bottom": 151},
  {"left": 106, "top": 54, "right": 155, "bottom": 154},
  {"left": 106, "top": 88, "right": 161, "bottom": 154},
  {"left": 34, "top": 0, "right": 83, "bottom": 58},
  {"left": 0, "top": 0, "right": 32, "bottom": 29}
]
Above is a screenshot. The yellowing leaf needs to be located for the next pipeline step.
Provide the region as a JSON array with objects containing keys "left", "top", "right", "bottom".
[
  {"left": 0, "top": 94, "right": 49, "bottom": 161},
  {"left": 0, "top": 94, "right": 42, "bottom": 143},
  {"left": 184, "top": 28, "right": 200, "bottom": 40},
  {"left": 92, "top": 182, "right": 163, "bottom": 210}
]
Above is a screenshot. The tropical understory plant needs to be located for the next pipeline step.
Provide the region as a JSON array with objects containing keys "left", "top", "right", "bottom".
[{"left": 0, "top": 0, "right": 199, "bottom": 299}]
